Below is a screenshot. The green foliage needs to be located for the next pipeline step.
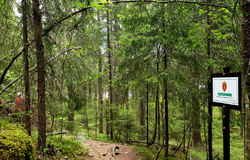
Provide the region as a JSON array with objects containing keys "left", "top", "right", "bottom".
[
  {"left": 134, "top": 145, "right": 185, "bottom": 160},
  {"left": 0, "top": 119, "right": 35, "bottom": 160},
  {"left": 47, "top": 135, "right": 88, "bottom": 159},
  {"left": 134, "top": 146, "right": 155, "bottom": 160}
]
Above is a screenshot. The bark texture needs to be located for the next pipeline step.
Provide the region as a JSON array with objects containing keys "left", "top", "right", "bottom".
[
  {"left": 191, "top": 88, "right": 202, "bottom": 147},
  {"left": 207, "top": 0, "right": 213, "bottom": 159},
  {"left": 139, "top": 98, "right": 145, "bottom": 126},
  {"left": 162, "top": 10, "right": 169, "bottom": 158},
  {"left": 107, "top": 2, "right": 114, "bottom": 140},
  {"left": 32, "top": 0, "right": 46, "bottom": 150},
  {"left": 22, "top": 0, "right": 31, "bottom": 136},
  {"left": 242, "top": 0, "right": 250, "bottom": 159},
  {"left": 98, "top": 54, "right": 104, "bottom": 133}
]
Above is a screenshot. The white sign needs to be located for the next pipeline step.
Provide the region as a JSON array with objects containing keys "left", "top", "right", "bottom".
[{"left": 212, "top": 77, "right": 239, "bottom": 106}]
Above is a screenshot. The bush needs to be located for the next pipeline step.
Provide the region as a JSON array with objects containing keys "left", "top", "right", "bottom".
[{"left": 0, "top": 120, "right": 35, "bottom": 160}]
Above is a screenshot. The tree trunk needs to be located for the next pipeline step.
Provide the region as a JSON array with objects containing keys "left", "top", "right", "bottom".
[
  {"left": 146, "top": 83, "right": 149, "bottom": 145},
  {"left": 67, "top": 84, "right": 74, "bottom": 133},
  {"left": 162, "top": 11, "right": 169, "bottom": 158},
  {"left": 82, "top": 84, "right": 89, "bottom": 134},
  {"left": 94, "top": 85, "right": 98, "bottom": 137},
  {"left": 245, "top": 75, "right": 250, "bottom": 159},
  {"left": 107, "top": 2, "right": 113, "bottom": 140},
  {"left": 191, "top": 85, "right": 202, "bottom": 147},
  {"left": 242, "top": 0, "right": 250, "bottom": 159},
  {"left": 148, "top": 76, "right": 158, "bottom": 146},
  {"left": 139, "top": 96, "right": 145, "bottom": 126},
  {"left": 207, "top": 0, "right": 213, "bottom": 158},
  {"left": 183, "top": 99, "right": 187, "bottom": 153},
  {"left": 157, "top": 48, "right": 160, "bottom": 142},
  {"left": 22, "top": 0, "right": 31, "bottom": 136},
  {"left": 163, "top": 49, "right": 168, "bottom": 158},
  {"left": 98, "top": 52, "right": 104, "bottom": 133},
  {"left": 139, "top": 96, "right": 145, "bottom": 140},
  {"left": 32, "top": 0, "right": 46, "bottom": 150}
]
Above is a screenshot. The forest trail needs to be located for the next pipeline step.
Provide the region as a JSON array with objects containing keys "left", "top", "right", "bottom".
[{"left": 83, "top": 139, "right": 142, "bottom": 160}]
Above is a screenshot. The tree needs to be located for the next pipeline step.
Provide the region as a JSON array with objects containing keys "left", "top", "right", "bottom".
[
  {"left": 22, "top": 0, "right": 31, "bottom": 136},
  {"left": 32, "top": 0, "right": 46, "bottom": 150},
  {"left": 162, "top": 13, "right": 169, "bottom": 158},
  {"left": 67, "top": 83, "right": 74, "bottom": 133},
  {"left": 107, "top": 3, "right": 114, "bottom": 140},
  {"left": 207, "top": 0, "right": 212, "bottom": 158},
  {"left": 98, "top": 51, "right": 104, "bottom": 133},
  {"left": 191, "top": 75, "right": 202, "bottom": 146},
  {"left": 97, "top": 11, "right": 104, "bottom": 134},
  {"left": 242, "top": 0, "right": 250, "bottom": 159}
]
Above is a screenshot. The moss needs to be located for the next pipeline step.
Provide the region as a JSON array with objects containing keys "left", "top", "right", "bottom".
[{"left": 0, "top": 120, "right": 35, "bottom": 160}]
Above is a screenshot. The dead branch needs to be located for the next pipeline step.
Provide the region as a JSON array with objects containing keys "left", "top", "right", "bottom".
[
  {"left": 154, "top": 145, "right": 164, "bottom": 160},
  {"left": 0, "top": 48, "right": 79, "bottom": 95},
  {"left": 170, "top": 121, "right": 191, "bottom": 155}
]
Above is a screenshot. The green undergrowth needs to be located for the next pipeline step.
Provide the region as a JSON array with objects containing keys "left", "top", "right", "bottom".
[
  {"left": 211, "top": 108, "right": 244, "bottom": 160},
  {"left": 30, "top": 128, "right": 87, "bottom": 160},
  {"left": 38, "top": 135, "right": 88, "bottom": 160},
  {"left": 134, "top": 145, "right": 185, "bottom": 160},
  {"left": 0, "top": 119, "right": 35, "bottom": 160},
  {"left": 133, "top": 146, "right": 159, "bottom": 160},
  {"left": 177, "top": 107, "right": 244, "bottom": 160}
]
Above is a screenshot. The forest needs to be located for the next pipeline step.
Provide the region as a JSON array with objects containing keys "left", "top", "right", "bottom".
[{"left": 0, "top": 0, "right": 249, "bottom": 160}]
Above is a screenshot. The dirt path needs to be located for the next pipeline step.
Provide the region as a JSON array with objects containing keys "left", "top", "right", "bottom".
[{"left": 83, "top": 139, "right": 142, "bottom": 160}]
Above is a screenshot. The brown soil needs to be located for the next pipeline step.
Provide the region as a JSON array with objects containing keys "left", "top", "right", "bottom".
[{"left": 83, "top": 139, "right": 142, "bottom": 160}]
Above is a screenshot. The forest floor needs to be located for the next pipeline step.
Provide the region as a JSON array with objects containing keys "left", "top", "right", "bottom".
[{"left": 83, "top": 139, "right": 142, "bottom": 160}]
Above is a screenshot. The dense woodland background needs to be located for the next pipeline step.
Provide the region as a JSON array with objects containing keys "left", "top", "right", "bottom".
[{"left": 0, "top": 0, "right": 249, "bottom": 159}]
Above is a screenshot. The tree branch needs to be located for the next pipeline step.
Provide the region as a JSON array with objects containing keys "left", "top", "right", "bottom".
[
  {"left": 0, "top": 0, "right": 232, "bottom": 88},
  {"left": 0, "top": 48, "right": 79, "bottom": 95},
  {"left": 0, "top": 43, "right": 32, "bottom": 87},
  {"left": 110, "top": 0, "right": 232, "bottom": 8},
  {"left": 43, "top": 7, "right": 91, "bottom": 36}
]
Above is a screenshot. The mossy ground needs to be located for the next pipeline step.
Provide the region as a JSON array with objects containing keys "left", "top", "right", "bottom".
[{"left": 0, "top": 119, "right": 35, "bottom": 160}]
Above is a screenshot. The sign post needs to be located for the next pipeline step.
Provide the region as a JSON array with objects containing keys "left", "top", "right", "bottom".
[
  {"left": 222, "top": 67, "right": 230, "bottom": 160},
  {"left": 210, "top": 67, "right": 241, "bottom": 160}
]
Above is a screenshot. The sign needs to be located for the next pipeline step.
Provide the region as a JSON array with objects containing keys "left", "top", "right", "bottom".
[
  {"left": 211, "top": 72, "right": 241, "bottom": 110},
  {"left": 209, "top": 69, "right": 241, "bottom": 160}
]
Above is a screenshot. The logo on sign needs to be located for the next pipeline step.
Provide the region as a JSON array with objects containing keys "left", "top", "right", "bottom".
[{"left": 222, "top": 82, "right": 227, "bottom": 92}]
